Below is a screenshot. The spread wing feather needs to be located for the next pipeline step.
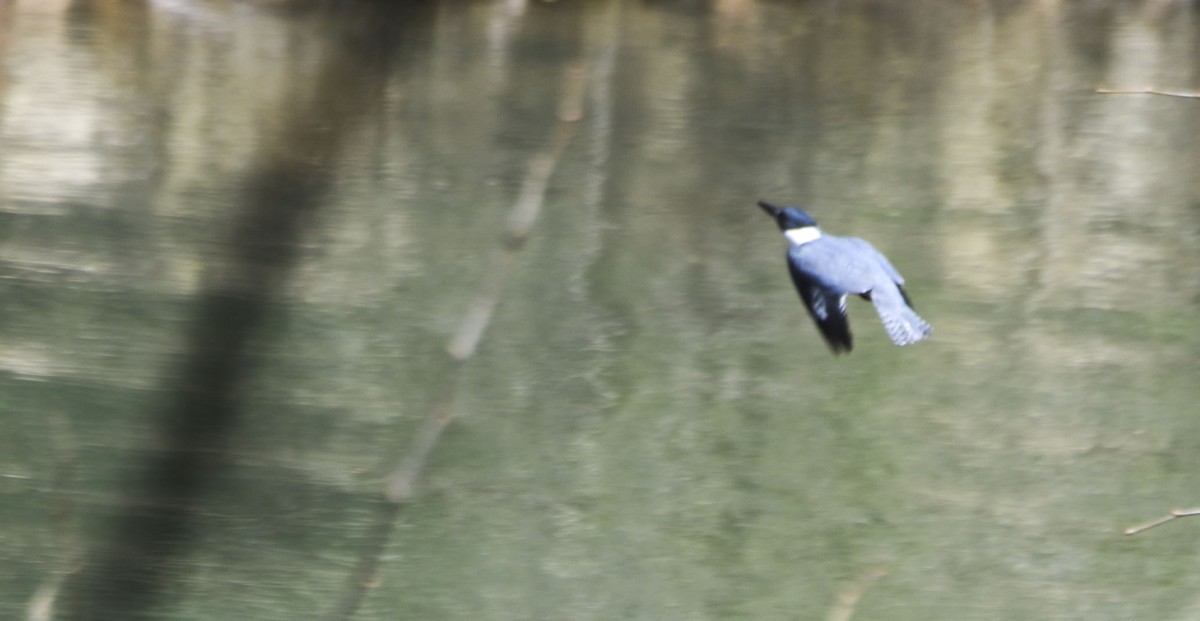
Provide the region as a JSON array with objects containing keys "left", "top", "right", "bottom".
[{"left": 787, "top": 258, "right": 852, "bottom": 353}]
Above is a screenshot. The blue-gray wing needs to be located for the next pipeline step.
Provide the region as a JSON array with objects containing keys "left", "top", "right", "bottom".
[
  {"left": 843, "top": 237, "right": 916, "bottom": 308},
  {"left": 787, "top": 258, "right": 852, "bottom": 353},
  {"left": 844, "top": 237, "right": 904, "bottom": 284}
]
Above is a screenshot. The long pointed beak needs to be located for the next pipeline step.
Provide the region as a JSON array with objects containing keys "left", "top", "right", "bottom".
[{"left": 757, "top": 200, "right": 781, "bottom": 217}]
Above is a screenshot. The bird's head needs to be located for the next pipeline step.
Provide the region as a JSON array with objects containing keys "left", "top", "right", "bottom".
[{"left": 757, "top": 200, "right": 818, "bottom": 231}]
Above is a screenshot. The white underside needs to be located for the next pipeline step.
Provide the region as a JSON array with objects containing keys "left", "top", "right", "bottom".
[{"left": 784, "top": 226, "right": 822, "bottom": 245}]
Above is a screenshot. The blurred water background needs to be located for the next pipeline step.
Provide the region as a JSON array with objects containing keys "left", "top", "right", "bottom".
[{"left": 2, "top": 1, "right": 1200, "bottom": 619}]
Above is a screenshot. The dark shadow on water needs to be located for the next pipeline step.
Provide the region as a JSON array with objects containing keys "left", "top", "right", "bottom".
[{"left": 58, "top": 4, "right": 435, "bottom": 619}]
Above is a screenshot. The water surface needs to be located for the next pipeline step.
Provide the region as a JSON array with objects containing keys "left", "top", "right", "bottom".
[{"left": 2, "top": 1, "right": 1199, "bottom": 619}]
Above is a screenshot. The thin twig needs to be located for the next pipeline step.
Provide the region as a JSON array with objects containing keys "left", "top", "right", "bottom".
[
  {"left": 384, "top": 370, "right": 462, "bottom": 503},
  {"left": 825, "top": 565, "right": 888, "bottom": 621},
  {"left": 448, "top": 67, "right": 583, "bottom": 360},
  {"left": 1124, "top": 507, "right": 1200, "bottom": 536},
  {"left": 27, "top": 411, "right": 84, "bottom": 621},
  {"left": 445, "top": 251, "right": 518, "bottom": 362},
  {"left": 403, "top": 63, "right": 582, "bottom": 477},
  {"left": 325, "top": 65, "right": 584, "bottom": 621},
  {"left": 1094, "top": 87, "right": 1200, "bottom": 99}
]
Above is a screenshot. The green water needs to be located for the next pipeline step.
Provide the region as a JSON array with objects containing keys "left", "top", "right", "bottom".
[{"left": 1, "top": 1, "right": 1199, "bottom": 619}]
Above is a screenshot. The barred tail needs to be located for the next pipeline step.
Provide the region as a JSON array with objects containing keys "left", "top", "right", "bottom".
[{"left": 873, "top": 290, "right": 931, "bottom": 346}]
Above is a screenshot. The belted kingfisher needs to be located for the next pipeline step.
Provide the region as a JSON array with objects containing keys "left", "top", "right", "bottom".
[{"left": 757, "top": 200, "right": 931, "bottom": 353}]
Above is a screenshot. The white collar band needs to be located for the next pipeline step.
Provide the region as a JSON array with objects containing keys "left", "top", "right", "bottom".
[{"left": 784, "top": 226, "right": 822, "bottom": 245}]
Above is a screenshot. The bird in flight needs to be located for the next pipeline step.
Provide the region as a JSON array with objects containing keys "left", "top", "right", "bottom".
[{"left": 757, "top": 200, "right": 931, "bottom": 354}]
